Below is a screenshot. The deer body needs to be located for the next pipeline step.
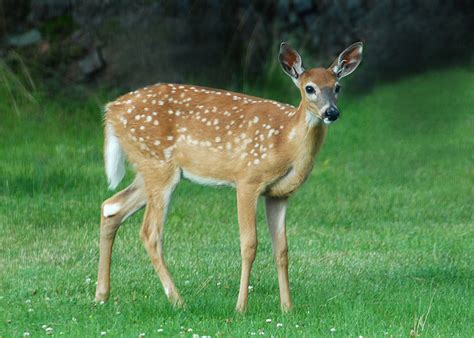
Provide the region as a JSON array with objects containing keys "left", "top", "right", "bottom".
[
  {"left": 95, "top": 42, "right": 363, "bottom": 312},
  {"left": 106, "top": 84, "right": 326, "bottom": 197}
]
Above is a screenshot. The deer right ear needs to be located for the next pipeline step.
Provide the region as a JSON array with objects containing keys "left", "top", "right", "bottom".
[{"left": 279, "top": 42, "right": 304, "bottom": 86}]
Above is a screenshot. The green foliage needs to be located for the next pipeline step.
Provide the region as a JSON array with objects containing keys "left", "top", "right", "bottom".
[
  {"left": 1, "top": 68, "right": 473, "bottom": 336},
  {"left": 40, "top": 15, "right": 78, "bottom": 40},
  {"left": 0, "top": 58, "right": 39, "bottom": 116}
]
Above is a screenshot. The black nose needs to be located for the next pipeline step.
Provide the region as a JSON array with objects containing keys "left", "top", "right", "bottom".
[{"left": 325, "top": 106, "right": 340, "bottom": 121}]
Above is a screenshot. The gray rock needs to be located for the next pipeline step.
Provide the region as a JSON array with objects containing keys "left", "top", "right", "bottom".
[
  {"left": 6, "top": 29, "right": 42, "bottom": 47},
  {"left": 78, "top": 48, "right": 105, "bottom": 76}
]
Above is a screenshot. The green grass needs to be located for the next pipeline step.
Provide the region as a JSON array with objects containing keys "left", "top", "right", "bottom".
[{"left": 1, "top": 67, "right": 473, "bottom": 337}]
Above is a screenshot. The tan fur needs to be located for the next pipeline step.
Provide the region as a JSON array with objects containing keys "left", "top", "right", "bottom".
[
  {"left": 95, "top": 41, "right": 363, "bottom": 312},
  {"left": 105, "top": 83, "right": 330, "bottom": 194}
]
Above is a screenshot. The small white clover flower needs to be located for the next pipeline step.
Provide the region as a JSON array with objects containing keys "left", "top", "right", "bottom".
[
  {"left": 100, "top": 331, "right": 107, "bottom": 336},
  {"left": 330, "top": 327, "right": 336, "bottom": 332},
  {"left": 265, "top": 319, "right": 272, "bottom": 323},
  {"left": 276, "top": 323, "right": 283, "bottom": 328}
]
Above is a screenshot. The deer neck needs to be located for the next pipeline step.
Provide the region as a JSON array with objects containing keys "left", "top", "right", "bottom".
[
  {"left": 292, "top": 101, "right": 327, "bottom": 163},
  {"left": 266, "top": 101, "right": 327, "bottom": 197},
  {"left": 288, "top": 102, "right": 328, "bottom": 184}
]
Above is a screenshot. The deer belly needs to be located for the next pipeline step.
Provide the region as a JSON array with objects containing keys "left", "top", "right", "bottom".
[{"left": 181, "top": 169, "right": 235, "bottom": 187}]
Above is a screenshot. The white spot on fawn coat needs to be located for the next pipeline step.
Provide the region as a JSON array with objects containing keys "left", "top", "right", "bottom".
[{"left": 288, "top": 128, "right": 297, "bottom": 140}]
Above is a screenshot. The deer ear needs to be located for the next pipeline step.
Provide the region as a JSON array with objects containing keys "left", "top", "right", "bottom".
[
  {"left": 279, "top": 42, "right": 304, "bottom": 85},
  {"left": 330, "top": 42, "right": 363, "bottom": 79}
]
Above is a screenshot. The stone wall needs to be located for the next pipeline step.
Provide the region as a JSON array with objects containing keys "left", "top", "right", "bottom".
[{"left": 1, "top": 0, "right": 473, "bottom": 90}]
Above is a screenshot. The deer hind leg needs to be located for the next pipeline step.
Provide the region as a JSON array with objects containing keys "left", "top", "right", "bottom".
[
  {"left": 139, "top": 167, "right": 183, "bottom": 307},
  {"left": 95, "top": 175, "right": 147, "bottom": 302},
  {"left": 235, "top": 183, "right": 261, "bottom": 313},
  {"left": 265, "top": 196, "right": 292, "bottom": 312}
]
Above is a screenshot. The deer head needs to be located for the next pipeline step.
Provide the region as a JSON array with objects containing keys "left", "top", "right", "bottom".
[{"left": 279, "top": 42, "right": 363, "bottom": 126}]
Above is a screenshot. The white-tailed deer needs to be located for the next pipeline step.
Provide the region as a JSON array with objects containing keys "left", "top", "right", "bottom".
[{"left": 95, "top": 42, "right": 363, "bottom": 312}]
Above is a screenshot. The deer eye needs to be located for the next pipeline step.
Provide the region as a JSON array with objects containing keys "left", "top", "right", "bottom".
[
  {"left": 305, "top": 85, "right": 315, "bottom": 94},
  {"left": 335, "top": 84, "right": 341, "bottom": 94}
]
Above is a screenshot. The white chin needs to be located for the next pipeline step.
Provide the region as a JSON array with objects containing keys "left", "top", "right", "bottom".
[{"left": 323, "top": 118, "right": 332, "bottom": 125}]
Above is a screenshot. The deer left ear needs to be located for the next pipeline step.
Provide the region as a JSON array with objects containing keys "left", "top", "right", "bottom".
[{"left": 329, "top": 42, "right": 363, "bottom": 79}]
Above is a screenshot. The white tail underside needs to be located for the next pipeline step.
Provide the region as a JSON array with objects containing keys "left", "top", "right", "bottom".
[{"left": 105, "top": 123, "right": 125, "bottom": 190}]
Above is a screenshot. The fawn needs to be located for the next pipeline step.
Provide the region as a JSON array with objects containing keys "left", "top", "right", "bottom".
[{"left": 95, "top": 42, "right": 363, "bottom": 312}]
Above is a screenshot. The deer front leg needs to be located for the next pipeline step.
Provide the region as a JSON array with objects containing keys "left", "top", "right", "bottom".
[
  {"left": 265, "top": 196, "right": 292, "bottom": 312},
  {"left": 235, "top": 184, "right": 260, "bottom": 313},
  {"left": 96, "top": 176, "right": 147, "bottom": 302}
]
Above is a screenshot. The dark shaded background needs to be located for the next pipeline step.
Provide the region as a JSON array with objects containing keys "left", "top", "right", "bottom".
[{"left": 1, "top": 0, "right": 473, "bottom": 92}]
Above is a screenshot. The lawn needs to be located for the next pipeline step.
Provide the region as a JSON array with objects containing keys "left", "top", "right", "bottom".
[{"left": 1, "top": 66, "right": 473, "bottom": 337}]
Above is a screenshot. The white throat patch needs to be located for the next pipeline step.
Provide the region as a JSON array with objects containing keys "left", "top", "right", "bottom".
[
  {"left": 305, "top": 111, "right": 322, "bottom": 127},
  {"left": 323, "top": 118, "right": 333, "bottom": 125}
]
